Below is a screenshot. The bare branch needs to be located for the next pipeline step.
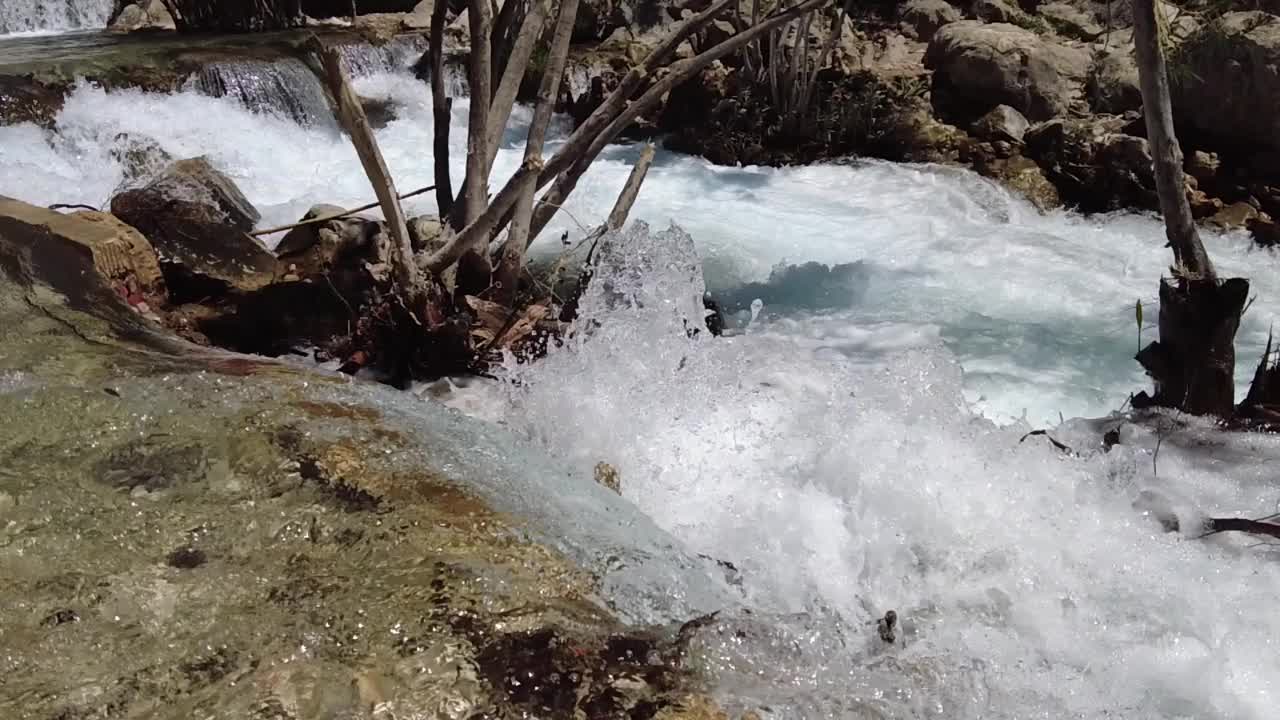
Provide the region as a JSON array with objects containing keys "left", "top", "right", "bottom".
[
  {"left": 492, "top": 0, "right": 581, "bottom": 304},
  {"left": 1132, "top": 0, "right": 1215, "bottom": 281},
  {"left": 527, "top": 0, "right": 833, "bottom": 242},
  {"left": 430, "top": 0, "right": 454, "bottom": 217},
  {"left": 483, "top": 0, "right": 551, "bottom": 176},
  {"left": 607, "top": 143, "right": 656, "bottom": 231},
  {"left": 462, "top": 0, "right": 494, "bottom": 228},
  {"left": 422, "top": 157, "right": 544, "bottom": 274},
  {"left": 251, "top": 185, "right": 436, "bottom": 237},
  {"left": 307, "top": 36, "right": 420, "bottom": 298}
]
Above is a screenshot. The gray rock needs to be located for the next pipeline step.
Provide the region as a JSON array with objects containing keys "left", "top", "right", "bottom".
[
  {"left": 925, "top": 20, "right": 1091, "bottom": 123},
  {"left": 899, "top": 0, "right": 962, "bottom": 41},
  {"left": 971, "top": 104, "right": 1030, "bottom": 143}
]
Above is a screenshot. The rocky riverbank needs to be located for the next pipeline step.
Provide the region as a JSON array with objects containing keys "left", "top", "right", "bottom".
[{"left": 11, "top": 0, "right": 1276, "bottom": 245}]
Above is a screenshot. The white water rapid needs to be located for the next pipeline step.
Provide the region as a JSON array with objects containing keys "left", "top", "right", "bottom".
[
  {"left": 0, "top": 0, "right": 112, "bottom": 35},
  {"left": 3, "top": 42, "right": 1280, "bottom": 719}
]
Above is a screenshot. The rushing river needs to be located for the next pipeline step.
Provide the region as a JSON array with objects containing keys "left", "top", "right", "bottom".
[{"left": 3, "top": 26, "right": 1280, "bottom": 720}]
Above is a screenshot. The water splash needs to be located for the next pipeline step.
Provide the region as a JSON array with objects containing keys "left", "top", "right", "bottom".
[{"left": 479, "top": 222, "right": 1280, "bottom": 719}]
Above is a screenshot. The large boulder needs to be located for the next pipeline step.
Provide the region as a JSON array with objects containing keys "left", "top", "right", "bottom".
[
  {"left": 1171, "top": 12, "right": 1280, "bottom": 156},
  {"left": 925, "top": 21, "right": 1091, "bottom": 124},
  {"left": 110, "top": 157, "right": 279, "bottom": 298},
  {"left": 109, "top": 0, "right": 176, "bottom": 32},
  {"left": 899, "top": 0, "right": 962, "bottom": 41}
]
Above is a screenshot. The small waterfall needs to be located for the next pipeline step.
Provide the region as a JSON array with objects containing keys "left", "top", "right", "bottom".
[
  {"left": 184, "top": 37, "right": 439, "bottom": 128},
  {"left": 186, "top": 58, "right": 338, "bottom": 128},
  {"left": 0, "top": 0, "right": 112, "bottom": 35},
  {"left": 336, "top": 34, "right": 429, "bottom": 77}
]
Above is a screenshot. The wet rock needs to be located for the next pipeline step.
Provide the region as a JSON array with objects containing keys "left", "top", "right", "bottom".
[
  {"left": 1185, "top": 150, "right": 1221, "bottom": 192},
  {"left": 108, "top": 133, "right": 174, "bottom": 190},
  {"left": 925, "top": 20, "right": 1091, "bottom": 124},
  {"left": 110, "top": 157, "right": 279, "bottom": 298},
  {"left": 978, "top": 154, "right": 1063, "bottom": 211},
  {"left": 1023, "top": 116, "right": 1163, "bottom": 212},
  {"left": 1171, "top": 12, "right": 1280, "bottom": 154},
  {"left": 899, "top": 0, "right": 962, "bottom": 41},
  {"left": 359, "top": 94, "right": 398, "bottom": 129},
  {"left": 166, "top": 546, "right": 208, "bottom": 569},
  {"left": 1249, "top": 217, "right": 1280, "bottom": 247},
  {"left": 0, "top": 75, "right": 69, "bottom": 127},
  {"left": 110, "top": 0, "right": 177, "bottom": 32},
  {"left": 971, "top": 104, "right": 1030, "bottom": 143}
]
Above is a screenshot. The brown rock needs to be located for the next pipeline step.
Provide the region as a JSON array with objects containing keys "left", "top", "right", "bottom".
[{"left": 109, "top": 0, "right": 177, "bottom": 32}]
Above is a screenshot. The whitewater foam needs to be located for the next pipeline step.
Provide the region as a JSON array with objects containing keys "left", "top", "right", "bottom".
[{"left": 469, "top": 222, "right": 1280, "bottom": 719}]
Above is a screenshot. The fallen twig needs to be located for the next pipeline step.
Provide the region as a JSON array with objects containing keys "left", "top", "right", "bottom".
[
  {"left": 1202, "top": 517, "right": 1280, "bottom": 540},
  {"left": 249, "top": 185, "right": 436, "bottom": 237},
  {"left": 1018, "top": 429, "right": 1073, "bottom": 454}
]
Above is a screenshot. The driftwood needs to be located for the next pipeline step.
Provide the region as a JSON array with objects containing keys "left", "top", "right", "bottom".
[
  {"left": 308, "top": 37, "right": 419, "bottom": 304},
  {"left": 1204, "top": 517, "right": 1280, "bottom": 541},
  {"left": 249, "top": 185, "right": 436, "bottom": 237}
]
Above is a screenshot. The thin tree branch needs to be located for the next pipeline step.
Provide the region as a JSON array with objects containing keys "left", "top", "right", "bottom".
[
  {"left": 526, "top": 0, "right": 832, "bottom": 242},
  {"left": 251, "top": 185, "right": 436, "bottom": 237},
  {"left": 462, "top": 0, "right": 494, "bottom": 228},
  {"left": 483, "top": 0, "right": 551, "bottom": 176},
  {"left": 430, "top": 0, "right": 454, "bottom": 217},
  {"left": 422, "top": 158, "right": 543, "bottom": 274},
  {"left": 492, "top": 0, "right": 581, "bottom": 304}
]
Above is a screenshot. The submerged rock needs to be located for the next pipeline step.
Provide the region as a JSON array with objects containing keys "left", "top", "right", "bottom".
[{"left": 0, "top": 197, "right": 738, "bottom": 720}]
